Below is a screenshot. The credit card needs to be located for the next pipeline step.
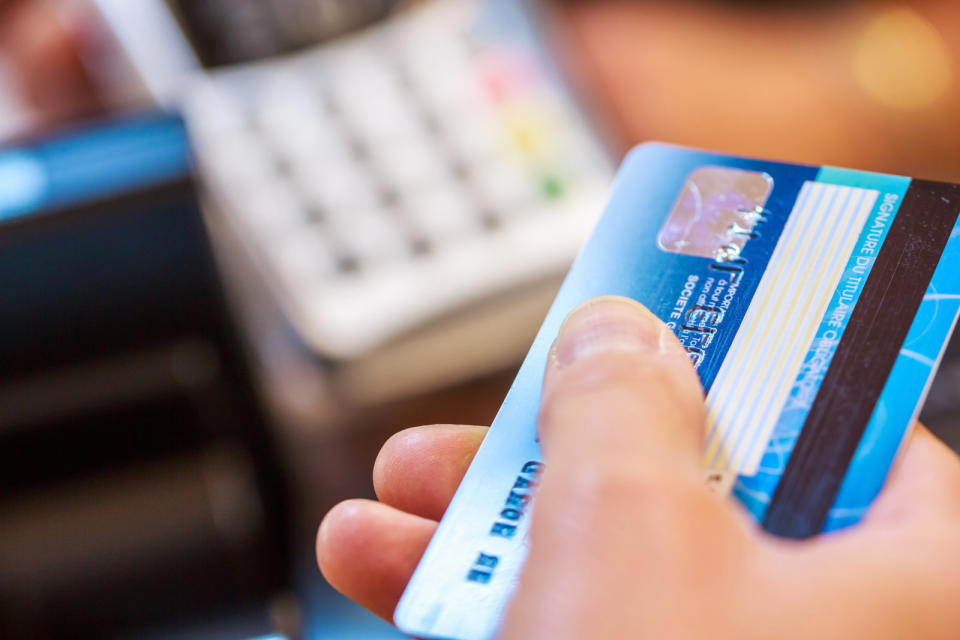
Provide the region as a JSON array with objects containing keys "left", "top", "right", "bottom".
[{"left": 395, "top": 143, "right": 960, "bottom": 640}]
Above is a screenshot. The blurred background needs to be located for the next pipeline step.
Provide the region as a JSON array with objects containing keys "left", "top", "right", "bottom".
[{"left": 1, "top": 0, "right": 959, "bottom": 637}]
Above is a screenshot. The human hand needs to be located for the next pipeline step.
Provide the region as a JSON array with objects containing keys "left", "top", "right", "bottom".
[
  {"left": 318, "top": 296, "right": 960, "bottom": 638},
  {"left": 0, "top": 0, "right": 101, "bottom": 128}
]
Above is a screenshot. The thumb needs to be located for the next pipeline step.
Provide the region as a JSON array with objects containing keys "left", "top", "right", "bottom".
[
  {"left": 538, "top": 295, "right": 705, "bottom": 485},
  {"left": 500, "top": 297, "right": 727, "bottom": 639}
]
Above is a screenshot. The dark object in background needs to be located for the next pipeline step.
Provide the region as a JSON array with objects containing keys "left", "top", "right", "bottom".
[
  {"left": 165, "top": 0, "right": 402, "bottom": 67},
  {"left": 0, "top": 113, "right": 289, "bottom": 639},
  {"left": 922, "top": 334, "right": 960, "bottom": 452}
]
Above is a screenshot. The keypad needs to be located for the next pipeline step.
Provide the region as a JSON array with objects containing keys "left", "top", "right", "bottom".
[{"left": 186, "top": 0, "right": 612, "bottom": 357}]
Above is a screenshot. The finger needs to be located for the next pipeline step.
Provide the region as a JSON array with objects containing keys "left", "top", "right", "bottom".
[
  {"left": 538, "top": 295, "right": 705, "bottom": 484},
  {"left": 784, "top": 425, "right": 960, "bottom": 638},
  {"left": 373, "top": 424, "right": 487, "bottom": 521},
  {"left": 0, "top": 0, "right": 26, "bottom": 17},
  {"left": 317, "top": 499, "right": 435, "bottom": 622},
  {"left": 503, "top": 297, "right": 740, "bottom": 638},
  {"left": 865, "top": 423, "right": 960, "bottom": 526},
  {"left": 0, "top": 0, "right": 99, "bottom": 120}
]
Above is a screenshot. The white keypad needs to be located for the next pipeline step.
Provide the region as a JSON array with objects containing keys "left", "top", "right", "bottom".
[
  {"left": 187, "top": 0, "right": 613, "bottom": 358},
  {"left": 404, "top": 184, "right": 478, "bottom": 244}
]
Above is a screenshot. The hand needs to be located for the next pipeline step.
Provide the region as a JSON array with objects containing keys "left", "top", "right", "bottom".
[
  {"left": 0, "top": 0, "right": 101, "bottom": 127},
  {"left": 318, "top": 297, "right": 960, "bottom": 638}
]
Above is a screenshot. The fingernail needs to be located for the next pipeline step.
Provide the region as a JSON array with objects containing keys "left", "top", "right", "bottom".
[{"left": 550, "top": 296, "right": 667, "bottom": 369}]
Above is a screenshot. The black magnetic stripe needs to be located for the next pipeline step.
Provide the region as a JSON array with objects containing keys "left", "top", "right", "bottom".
[{"left": 763, "top": 179, "right": 960, "bottom": 539}]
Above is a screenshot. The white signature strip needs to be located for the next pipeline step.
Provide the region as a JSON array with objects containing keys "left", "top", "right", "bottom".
[
  {"left": 703, "top": 182, "right": 879, "bottom": 475},
  {"left": 733, "top": 186, "right": 867, "bottom": 473}
]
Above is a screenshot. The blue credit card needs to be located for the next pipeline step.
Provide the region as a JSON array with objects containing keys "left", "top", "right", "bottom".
[{"left": 395, "top": 143, "right": 960, "bottom": 640}]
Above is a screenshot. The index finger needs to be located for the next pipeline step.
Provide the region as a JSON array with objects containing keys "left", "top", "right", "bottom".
[{"left": 865, "top": 423, "right": 960, "bottom": 527}]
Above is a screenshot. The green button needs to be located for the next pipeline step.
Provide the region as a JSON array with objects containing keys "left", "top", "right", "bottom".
[{"left": 541, "top": 174, "right": 564, "bottom": 200}]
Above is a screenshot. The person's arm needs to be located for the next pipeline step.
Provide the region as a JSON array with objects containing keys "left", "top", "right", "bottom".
[{"left": 319, "top": 297, "right": 960, "bottom": 638}]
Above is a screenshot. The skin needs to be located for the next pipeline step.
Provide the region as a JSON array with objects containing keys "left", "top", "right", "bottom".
[
  {"left": 7, "top": 6, "right": 957, "bottom": 634},
  {"left": 318, "top": 296, "right": 960, "bottom": 639},
  {"left": 0, "top": 0, "right": 101, "bottom": 128}
]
